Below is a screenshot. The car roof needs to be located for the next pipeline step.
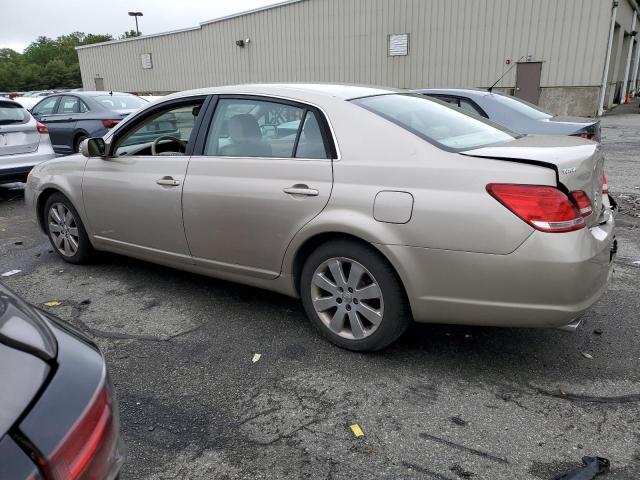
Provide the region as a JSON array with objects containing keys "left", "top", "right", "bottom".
[
  {"left": 49, "top": 91, "right": 134, "bottom": 98},
  {"left": 166, "top": 83, "right": 401, "bottom": 102},
  {"left": 414, "top": 88, "right": 491, "bottom": 98}
]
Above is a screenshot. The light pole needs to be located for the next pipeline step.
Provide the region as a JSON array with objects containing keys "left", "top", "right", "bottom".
[{"left": 128, "top": 11, "right": 143, "bottom": 35}]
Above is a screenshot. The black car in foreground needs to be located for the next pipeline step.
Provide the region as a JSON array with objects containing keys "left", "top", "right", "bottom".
[
  {"left": 30, "top": 92, "right": 149, "bottom": 155},
  {"left": 0, "top": 283, "right": 123, "bottom": 479}
]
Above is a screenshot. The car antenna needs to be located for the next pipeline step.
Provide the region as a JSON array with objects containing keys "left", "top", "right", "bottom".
[{"left": 487, "top": 55, "right": 527, "bottom": 93}]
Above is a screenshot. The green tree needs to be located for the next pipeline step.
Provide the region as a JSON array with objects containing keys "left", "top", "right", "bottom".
[
  {"left": 0, "top": 32, "right": 113, "bottom": 91},
  {"left": 120, "top": 30, "right": 142, "bottom": 39}
]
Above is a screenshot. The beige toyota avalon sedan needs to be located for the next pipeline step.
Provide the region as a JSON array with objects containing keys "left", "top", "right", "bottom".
[{"left": 25, "top": 84, "right": 616, "bottom": 351}]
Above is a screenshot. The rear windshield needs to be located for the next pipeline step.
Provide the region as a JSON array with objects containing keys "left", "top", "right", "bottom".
[
  {"left": 0, "top": 102, "right": 28, "bottom": 125},
  {"left": 351, "top": 94, "right": 516, "bottom": 152},
  {"left": 94, "top": 95, "right": 148, "bottom": 111},
  {"left": 489, "top": 93, "right": 553, "bottom": 120}
]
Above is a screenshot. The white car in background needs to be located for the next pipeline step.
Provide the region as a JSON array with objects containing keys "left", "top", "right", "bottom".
[{"left": 0, "top": 99, "right": 56, "bottom": 183}]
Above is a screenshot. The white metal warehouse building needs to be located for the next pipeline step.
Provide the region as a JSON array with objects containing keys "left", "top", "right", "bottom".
[{"left": 77, "top": 0, "right": 640, "bottom": 116}]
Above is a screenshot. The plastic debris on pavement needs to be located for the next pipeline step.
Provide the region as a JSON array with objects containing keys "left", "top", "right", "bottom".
[
  {"left": 350, "top": 424, "right": 364, "bottom": 437},
  {"left": 1, "top": 269, "right": 21, "bottom": 277},
  {"left": 451, "top": 416, "right": 468, "bottom": 426},
  {"left": 633, "top": 260, "right": 640, "bottom": 267},
  {"left": 581, "top": 352, "right": 593, "bottom": 359},
  {"left": 252, "top": 353, "right": 261, "bottom": 363},
  {"left": 44, "top": 301, "right": 62, "bottom": 307},
  {"left": 552, "top": 456, "right": 610, "bottom": 479}
]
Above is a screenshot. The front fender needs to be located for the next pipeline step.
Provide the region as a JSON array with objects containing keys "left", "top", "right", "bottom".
[{"left": 27, "top": 155, "right": 90, "bottom": 235}]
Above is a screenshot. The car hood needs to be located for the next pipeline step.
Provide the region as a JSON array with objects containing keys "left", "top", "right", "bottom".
[{"left": 0, "top": 284, "right": 56, "bottom": 438}]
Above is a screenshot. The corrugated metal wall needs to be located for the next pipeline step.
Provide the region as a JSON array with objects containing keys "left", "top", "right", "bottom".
[{"left": 78, "top": 0, "right": 611, "bottom": 93}]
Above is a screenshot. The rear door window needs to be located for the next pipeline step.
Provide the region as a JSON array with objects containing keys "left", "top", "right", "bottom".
[
  {"left": 295, "top": 111, "right": 328, "bottom": 159},
  {"left": 204, "top": 98, "right": 306, "bottom": 158},
  {"left": 59, "top": 96, "right": 80, "bottom": 114}
]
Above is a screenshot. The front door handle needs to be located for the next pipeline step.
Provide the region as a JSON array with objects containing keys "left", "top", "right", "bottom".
[
  {"left": 156, "top": 176, "right": 180, "bottom": 187},
  {"left": 283, "top": 185, "right": 319, "bottom": 196}
]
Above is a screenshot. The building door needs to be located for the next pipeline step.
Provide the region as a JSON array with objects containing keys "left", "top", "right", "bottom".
[
  {"left": 515, "top": 62, "right": 542, "bottom": 104},
  {"left": 94, "top": 77, "right": 105, "bottom": 91}
]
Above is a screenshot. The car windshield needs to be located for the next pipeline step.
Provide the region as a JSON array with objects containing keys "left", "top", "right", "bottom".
[
  {"left": 0, "top": 102, "right": 28, "bottom": 125},
  {"left": 489, "top": 93, "right": 553, "bottom": 120},
  {"left": 352, "top": 94, "right": 516, "bottom": 151},
  {"left": 94, "top": 95, "right": 148, "bottom": 111}
]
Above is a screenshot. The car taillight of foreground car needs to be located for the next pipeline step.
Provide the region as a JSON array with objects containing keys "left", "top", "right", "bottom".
[
  {"left": 486, "top": 184, "right": 592, "bottom": 233},
  {"left": 46, "top": 374, "right": 121, "bottom": 480}
]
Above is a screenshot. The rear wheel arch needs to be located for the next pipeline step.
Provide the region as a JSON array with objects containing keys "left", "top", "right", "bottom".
[{"left": 291, "top": 232, "right": 410, "bottom": 308}]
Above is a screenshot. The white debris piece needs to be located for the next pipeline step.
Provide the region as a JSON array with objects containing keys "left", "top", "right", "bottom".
[{"left": 1, "top": 270, "right": 21, "bottom": 277}]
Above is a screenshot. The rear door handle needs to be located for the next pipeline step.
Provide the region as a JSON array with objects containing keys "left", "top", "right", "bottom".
[
  {"left": 156, "top": 176, "right": 180, "bottom": 187},
  {"left": 283, "top": 186, "right": 319, "bottom": 196}
]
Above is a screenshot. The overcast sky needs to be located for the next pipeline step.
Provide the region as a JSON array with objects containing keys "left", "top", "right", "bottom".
[{"left": 1, "top": 0, "right": 282, "bottom": 52}]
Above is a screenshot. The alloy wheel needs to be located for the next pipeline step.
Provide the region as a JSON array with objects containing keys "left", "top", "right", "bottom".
[
  {"left": 48, "top": 203, "right": 80, "bottom": 257},
  {"left": 310, "top": 257, "right": 384, "bottom": 340}
]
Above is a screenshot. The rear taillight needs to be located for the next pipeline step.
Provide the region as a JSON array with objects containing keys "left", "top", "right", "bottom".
[
  {"left": 102, "top": 119, "right": 120, "bottom": 129},
  {"left": 49, "top": 377, "right": 118, "bottom": 480},
  {"left": 569, "top": 191, "right": 593, "bottom": 217},
  {"left": 487, "top": 184, "right": 585, "bottom": 233},
  {"left": 602, "top": 175, "right": 609, "bottom": 194},
  {"left": 36, "top": 122, "right": 48, "bottom": 133}
]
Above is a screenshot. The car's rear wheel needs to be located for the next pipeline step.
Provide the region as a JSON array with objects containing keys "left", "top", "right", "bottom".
[
  {"left": 44, "top": 193, "right": 94, "bottom": 264},
  {"left": 300, "top": 240, "right": 411, "bottom": 351}
]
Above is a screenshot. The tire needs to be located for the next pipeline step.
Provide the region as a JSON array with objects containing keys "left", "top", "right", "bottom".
[
  {"left": 74, "top": 135, "right": 88, "bottom": 153},
  {"left": 300, "top": 240, "right": 411, "bottom": 352},
  {"left": 43, "top": 193, "right": 94, "bottom": 264}
]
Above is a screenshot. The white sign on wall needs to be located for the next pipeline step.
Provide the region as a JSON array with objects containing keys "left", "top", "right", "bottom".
[
  {"left": 140, "top": 53, "right": 153, "bottom": 69},
  {"left": 389, "top": 34, "right": 409, "bottom": 56}
]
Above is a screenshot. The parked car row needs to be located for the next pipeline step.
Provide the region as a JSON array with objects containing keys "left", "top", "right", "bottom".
[{"left": 24, "top": 83, "right": 615, "bottom": 353}]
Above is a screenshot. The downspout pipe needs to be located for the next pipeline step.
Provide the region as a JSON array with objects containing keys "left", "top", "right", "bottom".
[
  {"left": 598, "top": 1, "right": 619, "bottom": 116},
  {"left": 632, "top": 24, "right": 640, "bottom": 95},
  {"left": 621, "top": 11, "right": 637, "bottom": 100}
]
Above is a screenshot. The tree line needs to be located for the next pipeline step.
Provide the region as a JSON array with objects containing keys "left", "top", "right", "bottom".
[{"left": 0, "top": 31, "right": 141, "bottom": 92}]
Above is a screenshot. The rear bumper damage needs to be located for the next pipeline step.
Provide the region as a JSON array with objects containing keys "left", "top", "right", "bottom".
[{"left": 379, "top": 212, "right": 615, "bottom": 329}]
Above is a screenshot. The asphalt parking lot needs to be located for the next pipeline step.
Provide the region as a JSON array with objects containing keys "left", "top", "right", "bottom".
[{"left": 1, "top": 104, "right": 640, "bottom": 479}]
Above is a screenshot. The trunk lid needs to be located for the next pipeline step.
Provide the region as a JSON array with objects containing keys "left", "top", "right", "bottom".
[{"left": 462, "top": 135, "right": 605, "bottom": 226}]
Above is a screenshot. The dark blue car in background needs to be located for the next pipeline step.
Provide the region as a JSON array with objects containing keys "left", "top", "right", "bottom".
[{"left": 30, "top": 92, "right": 149, "bottom": 154}]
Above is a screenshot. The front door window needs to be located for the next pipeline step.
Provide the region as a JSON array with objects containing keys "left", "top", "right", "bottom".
[{"left": 114, "top": 101, "right": 203, "bottom": 156}]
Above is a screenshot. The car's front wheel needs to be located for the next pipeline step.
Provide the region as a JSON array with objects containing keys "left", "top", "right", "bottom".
[
  {"left": 44, "top": 193, "right": 94, "bottom": 264},
  {"left": 300, "top": 240, "right": 411, "bottom": 351}
]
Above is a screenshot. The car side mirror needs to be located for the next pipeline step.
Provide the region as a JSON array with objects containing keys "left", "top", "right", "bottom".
[{"left": 80, "top": 138, "right": 106, "bottom": 158}]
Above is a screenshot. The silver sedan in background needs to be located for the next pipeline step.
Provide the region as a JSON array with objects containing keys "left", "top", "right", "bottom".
[
  {"left": 0, "top": 99, "right": 55, "bottom": 183},
  {"left": 415, "top": 88, "right": 601, "bottom": 141},
  {"left": 25, "top": 84, "right": 615, "bottom": 351}
]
